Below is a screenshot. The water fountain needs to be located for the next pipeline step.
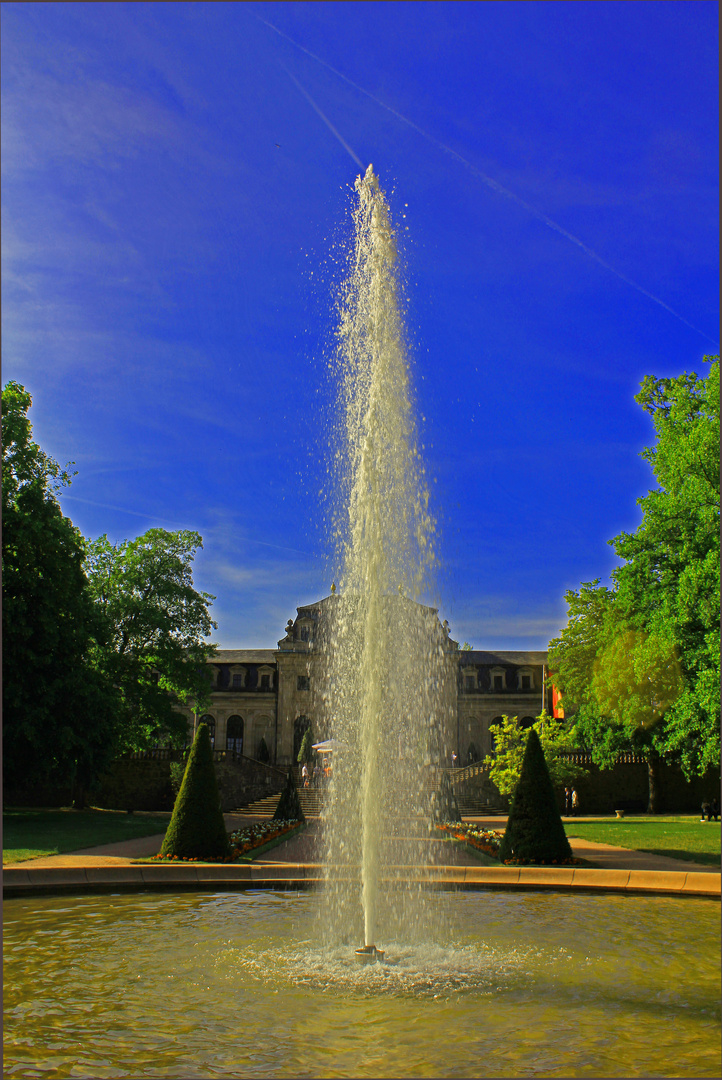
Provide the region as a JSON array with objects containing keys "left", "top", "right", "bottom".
[
  {"left": 318, "top": 164, "right": 455, "bottom": 957},
  {"left": 3, "top": 168, "right": 720, "bottom": 1078}
]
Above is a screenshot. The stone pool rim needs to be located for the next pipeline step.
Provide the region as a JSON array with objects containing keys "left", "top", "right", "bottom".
[{"left": 4, "top": 862, "right": 720, "bottom": 898}]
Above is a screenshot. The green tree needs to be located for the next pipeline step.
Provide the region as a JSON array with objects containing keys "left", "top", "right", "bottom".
[
  {"left": 84, "top": 529, "right": 217, "bottom": 752},
  {"left": 257, "top": 737, "right": 271, "bottom": 764},
  {"left": 548, "top": 583, "right": 671, "bottom": 809},
  {"left": 2, "top": 382, "right": 121, "bottom": 801},
  {"left": 160, "top": 723, "right": 229, "bottom": 858},
  {"left": 612, "top": 361, "right": 720, "bottom": 778},
  {"left": 483, "top": 713, "right": 587, "bottom": 797},
  {"left": 549, "top": 360, "right": 720, "bottom": 810},
  {"left": 498, "top": 729, "right": 573, "bottom": 864}
]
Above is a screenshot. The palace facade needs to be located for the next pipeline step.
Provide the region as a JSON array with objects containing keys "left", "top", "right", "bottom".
[{"left": 177, "top": 594, "right": 556, "bottom": 767}]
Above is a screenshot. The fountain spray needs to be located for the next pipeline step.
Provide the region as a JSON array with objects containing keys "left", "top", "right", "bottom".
[{"left": 321, "top": 166, "right": 452, "bottom": 955}]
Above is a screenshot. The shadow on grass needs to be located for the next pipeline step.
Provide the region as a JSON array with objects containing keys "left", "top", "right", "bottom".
[
  {"left": 3, "top": 807, "right": 171, "bottom": 863},
  {"left": 639, "top": 848, "right": 721, "bottom": 867}
]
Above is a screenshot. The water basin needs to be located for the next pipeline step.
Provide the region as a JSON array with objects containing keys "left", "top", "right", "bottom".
[{"left": 3, "top": 889, "right": 720, "bottom": 1077}]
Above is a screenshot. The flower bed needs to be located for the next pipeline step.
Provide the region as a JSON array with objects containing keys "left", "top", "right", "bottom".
[
  {"left": 436, "top": 822, "right": 583, "bottom": 866},
  {"left": 148, "top": 819, "right": 303, "bottom": 863},
  {"left": 436, "top": 822, "right": 503, "bottom": 860},
  {"left": 228, "top": 819, "right": 303, "bottom": 859}
]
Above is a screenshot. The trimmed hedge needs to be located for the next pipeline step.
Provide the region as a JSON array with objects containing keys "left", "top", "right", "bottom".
[
  {"left": 498, "top": 728, "right": 573, "bottom": 864},
  {"left": 273, "top": 769, "right": 305, "bottom": 822},
  {"left": 159, "top": 724, "right": 230, "bottom": 859},
  {"left": 297, "top": 728, "right": 314, "bottom": 765},
  {"left": 432, "top": 771, "right": 462, "bottom": 823}
]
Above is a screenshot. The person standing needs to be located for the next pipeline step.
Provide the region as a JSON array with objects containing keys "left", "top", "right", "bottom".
[
  {"left": 564, "top": 787, "right": 571, "bottom": 816},
  {"left": 571, "top": 788, "right": 579, "bottom": 817},
  {"left": 301, "top": 762, "right": 309, "bottom": 788}
]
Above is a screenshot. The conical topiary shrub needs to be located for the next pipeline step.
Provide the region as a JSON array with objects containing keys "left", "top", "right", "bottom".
[
  {"left": 432, "top": 771, "right": 462, "bottom": 823},
  {"left": 297, "top": 728, "right": 314, "bottom": 765},
  {"left": 273, "top": 768, "right": 305, "bottom": 822},
  {"left": 498, "top": 728, "right": 573, "bottom": 864},
  {"left": 160, "top": 724, "right": 230, "bottom": 859}
]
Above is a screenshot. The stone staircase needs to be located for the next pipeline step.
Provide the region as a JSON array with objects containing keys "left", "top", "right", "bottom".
[
  {"left": 232, "top": 785, "right": 326, "bottom": 819},
  {"left": 233, "top": 771, "right": 504, "bottom": 821},
  {"left": 430, "top": 763, "right": 507, "bottom": 817},
  {"left": 456, "top": 796, "right": 506, "bottom": 817}
]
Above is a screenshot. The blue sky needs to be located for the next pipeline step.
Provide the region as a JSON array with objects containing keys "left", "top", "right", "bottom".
[{"left": 2, "top": 1, "right": 718, "bottom": 649}]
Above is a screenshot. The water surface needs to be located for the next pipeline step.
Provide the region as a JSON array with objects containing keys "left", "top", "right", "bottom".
[{"left": 4, "top": 889, "right": 720, "bottom": 1077}]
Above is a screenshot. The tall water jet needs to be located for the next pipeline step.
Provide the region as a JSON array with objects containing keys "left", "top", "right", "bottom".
[{"left": 320, "top": 166, "right": 455, "bottom": 949}]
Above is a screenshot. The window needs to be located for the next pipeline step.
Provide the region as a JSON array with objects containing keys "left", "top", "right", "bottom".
[
  {"left": 232, "top": 674, "right": 244, "bottom": 689},
  {"left": 297, "top": 675, "right": 310, "bottom": 691},
  {"left": 521, "top": 675, "right": 531, "bottom": 690},
  {"left": 226, "top": 715, "right": 243, "bottom": 754},
  {"left": 299, "top": 626, "right": 310, "bottom": 642},
  {"left": 260, "top": 674, "right": 270, "bottom": 690},
  {"left": 465, "top": 675, "right": 475, "bottom": 691},
  {"left": 489, "top": 666, "right": 507, "bottom": 692}
]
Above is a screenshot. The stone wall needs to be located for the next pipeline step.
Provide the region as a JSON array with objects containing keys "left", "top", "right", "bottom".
[
  {"left": 4, "top": 779, "right": 75, "bottom": 809},
  {"left": 214, "top": 758, "right": 286, "bottom": 812},
  {"left": 451, "top": 757, "right": 719, "bottom": 814},
  {"left": 93, "top": 758, "right": 176, "bottom": 812},
  {"left": 5, "top": 753, "right": 286, "bottom": 813},
  {"left": 565, "top": 758, "right": 718, "bottom": 814}
]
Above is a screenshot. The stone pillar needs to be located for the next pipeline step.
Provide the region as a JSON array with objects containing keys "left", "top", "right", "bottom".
[{"left": 275, "top": 664, "right": 294, "bottom": 765}]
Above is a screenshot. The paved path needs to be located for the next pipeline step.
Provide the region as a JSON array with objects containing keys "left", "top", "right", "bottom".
[
  {"left": 4, "top": 816, "right": 719, "bottom": 898},
  {"left": 462, "top": 815, "right": 719, "bottom": 874}
]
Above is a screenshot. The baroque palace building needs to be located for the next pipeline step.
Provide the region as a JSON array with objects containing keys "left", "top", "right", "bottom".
[{"left": 177, "top": 594, "right": 558, "bottom": 767}]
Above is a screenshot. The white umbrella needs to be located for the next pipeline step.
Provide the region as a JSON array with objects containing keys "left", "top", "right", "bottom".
[{"left": 311, "top": 739, "right": 347, "bottom": 753}]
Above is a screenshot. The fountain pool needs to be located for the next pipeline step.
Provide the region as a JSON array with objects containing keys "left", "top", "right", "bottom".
[{"left": 4, "top": 889, "right": 720, "bottom": 1078}]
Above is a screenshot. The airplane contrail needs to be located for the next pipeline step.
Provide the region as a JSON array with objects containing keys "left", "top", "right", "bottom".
[
  {"left": 60, "top": 494, "right": 312, "bottom": 555},
  {"left": 259, "top": 13, "right": 717, "bottom": 346},
  {"left": 282, "top": 64, "right": 363, "bottom": 169}
]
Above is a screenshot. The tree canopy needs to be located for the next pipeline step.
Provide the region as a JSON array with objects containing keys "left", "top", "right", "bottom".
[
  {"left": 2, "top": 382, "right": 120, "bottom": 794},
  {"left": 483, "top": 713, "right": 587, "bottom": 797},
  {"left": 84, "top": 529, "right": 217, "bottom": 751},
  {"left": 548, "top": 360, "right": 720, "bottom": 806},
  {"left": 2, "top": 381, "right": 218, "bottom": 797}
]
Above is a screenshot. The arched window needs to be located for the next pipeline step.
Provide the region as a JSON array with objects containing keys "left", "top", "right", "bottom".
[
  {"left": 520, "top": 716, "right": 536, "bottom": 730},
  {"left": 226, "top": 715, "right": 244, "bottom": 755},
  {"left": 293, "top": 715, "right": 311, "bottom": 762},
  {"left": 199, "top": 714, "right": 215, "bottom": 749}
]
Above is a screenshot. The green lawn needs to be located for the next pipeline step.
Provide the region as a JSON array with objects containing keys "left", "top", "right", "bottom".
[
  {"left": 3, "top": 807, "right": 170, "bottom": 864},
  {"left": 565, "top": 815, "right": 721, "bottom": 867}
]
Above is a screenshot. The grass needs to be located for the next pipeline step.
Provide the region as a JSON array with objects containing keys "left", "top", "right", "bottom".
[
  {"left": 565, "top": 815, "right": 721, "bottom": 867},
  {"left": 3, "top": 807, "right": 170, "bottom": 864}
]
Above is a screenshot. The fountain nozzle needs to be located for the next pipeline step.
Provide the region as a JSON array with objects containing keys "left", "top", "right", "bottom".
[{"left": 355, "top": 945, "right": 385, "bottom": 965}]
